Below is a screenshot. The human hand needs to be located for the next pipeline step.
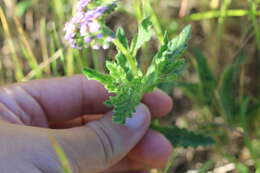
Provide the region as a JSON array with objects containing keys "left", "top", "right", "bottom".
[{"left": 0, "top": 75, "right": 173, "bottom": 173}]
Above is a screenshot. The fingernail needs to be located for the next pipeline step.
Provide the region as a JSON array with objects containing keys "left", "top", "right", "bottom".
[{"left": 125, "top": 104, "right": 150, "bottom": 130}]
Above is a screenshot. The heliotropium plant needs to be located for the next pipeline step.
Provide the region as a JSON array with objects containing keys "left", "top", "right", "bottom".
[{"left": 64, "top": 0, "right": 214, "bottom": 148}]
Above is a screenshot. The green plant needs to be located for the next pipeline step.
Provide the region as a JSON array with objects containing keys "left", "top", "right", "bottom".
[
  {"left": 178, "top": 47, "right": 260, "bottom": 171},
  {"left": 64, "top": 0, "right": 214, "bottom": 149}
]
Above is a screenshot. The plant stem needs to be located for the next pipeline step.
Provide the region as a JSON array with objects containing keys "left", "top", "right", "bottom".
[
  {"left": 113, "top": 39, "right": 139, "bottom": 76},
  {"left": 133, "top": 0, "right": 143, "bottom": 21},
  {"left": 248, "top": 0, "right": 260, "bottom": 50},
  {"left": 14, "top": 16, "right": 42, "bottom": 78},
  {"left": 145, "top": 0, "right": 164, "bottom": 43},
  {"left": 217, "top": 0, "right": 232, "bottom": 40},
  {"left": 185, "top": 9, "right": 260, "bottom": 21}
]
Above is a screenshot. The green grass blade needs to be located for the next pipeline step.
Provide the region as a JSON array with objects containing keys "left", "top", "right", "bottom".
[
  {"left": 193, "top": 47, "right": 216, "bottom": 106},
  {"left": 0, "top": 7, "right": 24, "bottom": 81},
  {"left": 218, "top": 54, "right": 247, "bottom": 123},
  {"left": 49, "top": 136, "right": 74, "bottom": 173},
  {"left": 39, "top": 18, "right": 51, "bottom": 74},
  {"left": 248, "top": 0, "right": 260, "bottom": 50},
  {"left": 151, "top": 123, "right": 215, "bottom": 148},
  {"left": 22, "top": 50, "right": 63, "bottom": 81},
  {"left": 14, "top": 16, "right": 42, "bottom": 78},
  {"left": 217, "top": 0, "right": 232, "bottom": 39},
  {"left": 185, "top": 9, "right": 260, "bottom": 21}
]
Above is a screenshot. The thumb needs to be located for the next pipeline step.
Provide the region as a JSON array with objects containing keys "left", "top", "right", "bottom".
[{"left": 53, "top": 103, "right": 151, "bottom": 173}]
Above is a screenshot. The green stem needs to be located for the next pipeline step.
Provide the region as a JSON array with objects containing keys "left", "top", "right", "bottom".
[
  {"left": 185, "top": 9, "right": 260, "bottom": 21},
  {"left": 113, "top": 39, "right": 139, "bottom": 76},
  {"left": 133, "top": 0, "right": 143, "bottom": 21},
  {"left": 248, "top": 0, "right": 260, "bottom": 50},
  {"left": 217, "top": 0, "right": 232, "bottom": 40},
  {"left": 145, "top": 0, "right": 164, "bottom": 43}
]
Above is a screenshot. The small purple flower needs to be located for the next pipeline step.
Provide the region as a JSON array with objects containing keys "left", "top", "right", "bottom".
[
  {"left": 80, "top": 24, "right": 88, "bottom": 36},
  {"left": 106, "top": 36, "right": 114, "bottom": 42},
  {"left": 64, "top": 0, "right": 116, "bottom": 49},
  {"left": 81, "top": 6, "right": 108, "bottom": 23},
  {"left": 64, "top": 21, "right": 76, "bottom": 33},
  {"left": 79, "top": 21, "right": 100, "bottom": 37},
  {"left": 92, "top": 44, "right": 101, "bottom": 50},
  {"left": 84, "top": 37, "right": 92, "bottom": 43},
  {"left": 88, "top": 21, "right": 100, "bottom": 33},
  {"left": 91, "top": 6, "right": 108, "bottom": 19},
  {"left": 77, "top": 0, "right": 91, "bottom": 12},
  {"left": 96, "top": 33, "right": 103, "bottom": 39},
  {"left": 71, "top": 12, "right": 85, "bottom": 23}
]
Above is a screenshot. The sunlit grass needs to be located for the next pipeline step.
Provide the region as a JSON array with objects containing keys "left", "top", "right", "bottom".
[{"left": 49, "top": 136, "right": 74, "bottom": 173}]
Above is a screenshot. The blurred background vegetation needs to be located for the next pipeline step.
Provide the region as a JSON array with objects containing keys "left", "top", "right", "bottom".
[{"left": 0, "top": 0, "right": 260, "bottom": 172}]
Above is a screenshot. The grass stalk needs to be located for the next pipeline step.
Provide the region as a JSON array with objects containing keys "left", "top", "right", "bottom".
[
  {"left": 49, "top": 136, "right": 74, "bottom": 173},
  {"left": 50, "top": 36, "right": 60, "bottom": 76},
  {"left": 73, "top": 50, "right": 83, "bottom": 73},
  {"left": 91, "top": 50, "right": 105, "bottom": 73},
  {"left": 185, "top": 9, "right": 260, "bottom": 21},
  {"left": 0, "top": 7, "right": 24, "bottom": 81},
  {"left": 39, "top": 18, "right": 51, "bottom": 74},
  {"left": 212, "top": 0, "right": 232, "bottom": 72},
  {"left": 22, "top": 49, "right": 62, "bottom": 81},
  {"left": 65, "top": 49, "right": 74, "bottom": 76},
  {"left": 51, "top": 22, "right": 66, "bottom": 71},
  {"left": 13, "top": 16, "right": 41, "bottom": 78},
  {"left": 51, "top": 0, "right": 65, "bottom": 24}
]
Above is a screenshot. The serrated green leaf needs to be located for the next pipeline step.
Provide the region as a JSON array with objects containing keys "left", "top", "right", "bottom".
[
  {"left": 219, "top": 68, "right": 236, "bottom": 123},
  {"left": 145, "top": 32, "right": 169, "bottom": 77},
  {"left": 218, "top": 54, "right": 247, "bottom": 123},
  {"left": 165, "top": 25, "right": 192, "bottom": 60},
  {"left": 82, "top": 26, "right": 191, "bottom": 124},
  {"left": 151, "top": 124, "right": 215, "bottom": 148},
  {"left": 106, "top": 78, "right": 144, "bottom": 124},
  {"left": 110, "top": 26, "right": 191, "bottom": 124},
  {"left": 162, "top": 58, "right": 187, "bottom": 76},
  {"left": 115, "top": 53, "right": 133, "bottom": 81},
  {"left": 193, "top": 47, "right": 216, "bottom": 106},
  {"left": 102, "top": 26, "right": 115, "bottom": 37},
  {"left": 153, "top": 32, "right": 170, "bottom": 60},
  {"left": 106, "top": 61, "right": 127, "bottom": 83},
  {"left": 116, "top": 27, "right": 129, "bottom": 49},
  {"left": 82, "top": 67, "right": 112, "bottom": 85},
  {"left": 130, "top": 17, "right": 153, "bottom": 56},
  {"left": 147, "top": 25, "right": 191, "bottom": 84}
]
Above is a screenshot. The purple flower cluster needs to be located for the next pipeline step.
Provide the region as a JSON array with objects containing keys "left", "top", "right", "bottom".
[{"left": 64, "top": 0, "right": 114, "bottom": 49}]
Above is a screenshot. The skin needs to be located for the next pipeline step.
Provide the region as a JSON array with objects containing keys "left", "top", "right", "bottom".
[{"left": 0, "top": 75, "right": 173, "bottom": 173}]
